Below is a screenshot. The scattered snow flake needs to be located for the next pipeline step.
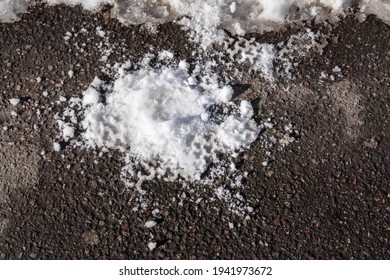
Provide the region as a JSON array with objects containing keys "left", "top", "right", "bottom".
[
  {"left": 147, "top": 242, "right": 157, "bottom": 251},
  {"left": 227, "top": 38, "right": 275, "bottom": 80},
  {"left": 230, "top": 2, "right": 237, "bottom": 13},
  {"left": 9, "top": 98, "right": 20, "bottom": 106},
  {"left": 80, "top": 62, "right": 259, "bottom": 186},
  {"left": 60, "top": 123, "right": 75, "bottom": 141},
  {"left": 144, "top": 221, "right": 157, "bottom": 228},
  {"left": 53, "top": 142, "right": 61, "bottom": 152},
  {"left": 333, "top": 66, "right": 341, "bottom": 72},
  {"left": 264, "top": 121, "right": 274, "bottom": 129},
  {"left": 96, "top": 26, "right": 106, "bottom": 37},
  {"left": 64, "top": 31, "right": 72, "bottom": 40},
  {"left": 235, "top": 192, "right": 244, "bottom": 201}
]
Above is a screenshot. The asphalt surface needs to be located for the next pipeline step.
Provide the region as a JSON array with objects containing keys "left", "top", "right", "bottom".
[{"left": 0, "top": 4, "right": 389, "bottom": 259}]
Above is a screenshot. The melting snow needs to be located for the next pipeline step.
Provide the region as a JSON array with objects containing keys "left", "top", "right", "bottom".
[{"left": 2, "top": 1, "right": 390, "bottom": 49}]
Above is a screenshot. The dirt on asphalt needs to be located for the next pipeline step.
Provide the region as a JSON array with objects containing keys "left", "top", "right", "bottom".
[{"left": 0, "top": 4, "right": 389, "bottom": 259}]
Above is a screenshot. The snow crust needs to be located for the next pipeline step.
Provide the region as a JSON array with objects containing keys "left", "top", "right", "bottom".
[{"left": 113, "top": 0, "right": 354, "bottom": 34}]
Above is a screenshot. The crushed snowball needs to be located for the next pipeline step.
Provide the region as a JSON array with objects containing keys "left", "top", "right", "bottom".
[{"left": 79, "top": 62, "right": 260, "bottom": 184}]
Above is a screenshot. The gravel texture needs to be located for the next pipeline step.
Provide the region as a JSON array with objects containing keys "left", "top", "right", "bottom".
[{"left": 0, "top": 4, "right": 389, "bottom": 259}]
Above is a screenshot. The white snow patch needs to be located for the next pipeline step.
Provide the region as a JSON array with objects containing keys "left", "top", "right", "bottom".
[{"left": 80, "top": 62, "right": 260, "bottom": 185}]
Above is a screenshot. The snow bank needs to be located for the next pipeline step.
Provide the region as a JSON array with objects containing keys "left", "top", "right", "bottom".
[
  {"left": 114, "top": 0, "right": 354, "bottom": 33},
  {"left": 80, "top": 61, "right": 260, "bottom": 183},
  {"left": 2, "top": 1, "right": 390, "bottom": 48},
  {"left": 2, "top": 1, "right": 389, "bottom": 29}
]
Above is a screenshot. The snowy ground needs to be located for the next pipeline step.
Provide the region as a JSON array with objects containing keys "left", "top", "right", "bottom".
[{"left": 0, "top": 2, "right": 389, "bottom": 259}]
